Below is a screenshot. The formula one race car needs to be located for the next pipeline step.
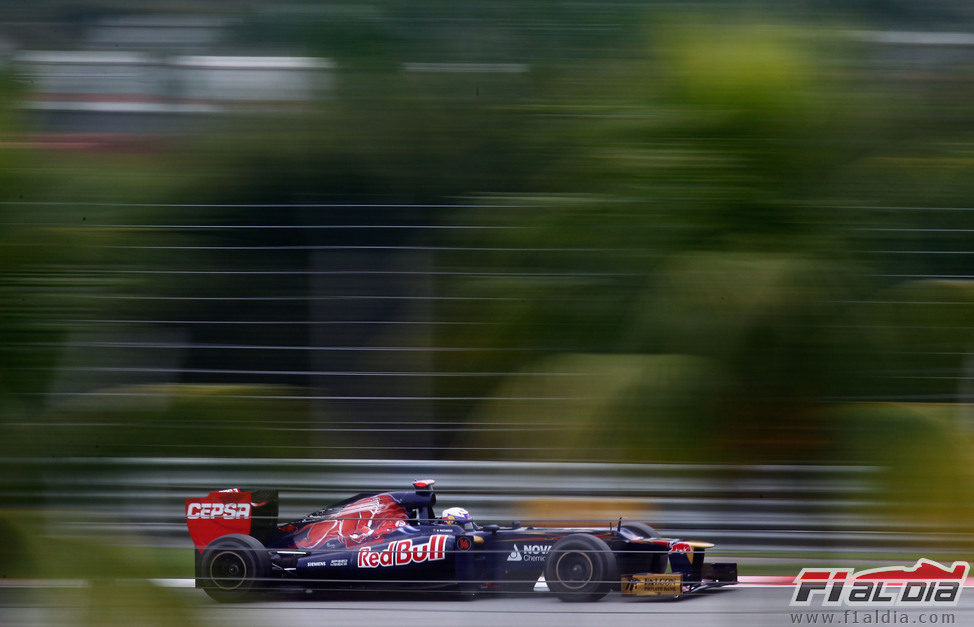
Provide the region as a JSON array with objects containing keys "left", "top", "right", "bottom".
[{"left": 186, "top": 480, "right": 737, "bottom": 602}]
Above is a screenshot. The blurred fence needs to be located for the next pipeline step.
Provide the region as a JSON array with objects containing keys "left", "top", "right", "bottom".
[
  {"left": 3, "top": 457, "right": 970, "bottom": 558},
  {"left": 15, "top": 52, "right": 335, "bottom": 134},
  {"left": 1, "top": 12, "right": 973, "bottom": 574}
]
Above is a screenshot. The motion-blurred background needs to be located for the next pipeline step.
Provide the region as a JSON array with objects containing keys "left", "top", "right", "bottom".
[{"left": 0, "top": 1, "right": 972, "bottom": 623}]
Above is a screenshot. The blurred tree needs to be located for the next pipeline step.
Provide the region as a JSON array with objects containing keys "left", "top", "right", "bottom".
[
  {"left": 432, "top": 19, "right": 974, "bottom": 472},
  {"left": 0, "top": 71, "right": 65, "bottom": 409}
]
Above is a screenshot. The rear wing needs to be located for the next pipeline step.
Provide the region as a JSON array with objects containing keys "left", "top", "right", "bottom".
[{"left": 185, "top": 488, "right": 278, "bottom": 551}]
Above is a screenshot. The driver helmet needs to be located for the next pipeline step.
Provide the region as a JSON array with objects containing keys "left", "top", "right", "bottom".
[{"left": 441, "top": 507, "right": 472, "bottom": 525}]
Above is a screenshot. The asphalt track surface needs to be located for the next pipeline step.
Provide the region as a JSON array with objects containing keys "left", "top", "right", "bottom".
[
  {"left": 9, "top": 586, "right": 974, "bottom": 627},
  {"left": 194, "top": 588, "right": 974, "bottom": 627},
  {"left": 8, "top": 586, "right": 971, "bottom": 627}
]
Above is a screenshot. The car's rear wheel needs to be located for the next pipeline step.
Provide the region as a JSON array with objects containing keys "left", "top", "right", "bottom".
[
  {"left": 544, "top": 533, "right": 618, "bottom": 602},
  {"left": 622, "top": 522, "right": 668, "bottom": 574},
  {"left": 199, "top": 534, "right": 270, "bottom": 602}
]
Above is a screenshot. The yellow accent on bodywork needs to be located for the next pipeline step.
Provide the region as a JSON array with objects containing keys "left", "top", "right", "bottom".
[{"left": 621, "top": 573, "right": 683, "bottom": 596}]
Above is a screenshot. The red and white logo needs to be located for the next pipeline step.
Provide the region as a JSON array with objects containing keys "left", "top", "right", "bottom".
[
  {"left": 186, "top": 501, "right": 252, "bottom": 520},
  {"left": 357, "top": 535, "right": 448, "bottom": 568},
  {"left": 791, "top": 558, "right": 969, "bottom": 607},
  {"left": 185, "top": 490, "right": 254, "bottom": 550},
  {"left": 294, "top": 493, "right": 408, "bottom": 550}
]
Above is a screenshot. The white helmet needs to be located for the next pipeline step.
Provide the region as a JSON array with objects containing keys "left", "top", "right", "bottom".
[{"left": 441, "top": 507, "right": 472, "bottom": 525}]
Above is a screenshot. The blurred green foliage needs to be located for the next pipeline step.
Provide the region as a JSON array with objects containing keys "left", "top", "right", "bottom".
[
  {"left": 0, "top": 5, "right": 971, "bottom": 536},
  {"left": 1, "top": 385, "right": 313, "bottom": 459},
  {"left": 825, "top": 403, "right": 973, "bottom": 521},
  {"left": 0, "top": 511, "right": 200, "bottom": 626}
]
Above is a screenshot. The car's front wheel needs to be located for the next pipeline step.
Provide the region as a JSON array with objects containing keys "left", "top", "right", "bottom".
[
  {"left": 544, "top": 533, "right": 618, "bottom": 602},
  {"left": 199, "top": 534, "right": 270, "bottom": 602},
  {"left": 622, "top": 522, "right": 668, "bottom": 574}
]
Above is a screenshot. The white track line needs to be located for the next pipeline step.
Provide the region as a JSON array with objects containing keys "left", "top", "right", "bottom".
[{"left": 1, "top": 576, "right": 972, "bottom": 589}]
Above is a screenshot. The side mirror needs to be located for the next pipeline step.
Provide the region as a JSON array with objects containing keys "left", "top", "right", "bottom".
[
  {"left": 482, "top": 524, "right": 500, "bottom": 534},
  {"left": 511, "top": 520, "right": 521, "bottom": 529}
]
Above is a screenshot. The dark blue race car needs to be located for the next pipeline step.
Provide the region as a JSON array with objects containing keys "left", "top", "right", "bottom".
[{"left": 185, "top": 480, "right": 737, "bottom": 602}]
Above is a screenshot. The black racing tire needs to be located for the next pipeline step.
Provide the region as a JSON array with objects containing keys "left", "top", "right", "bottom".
[
  {"left": 621, "top": 522, "right": 668, "bottom": 574},
  {"left": 199, "top": 534, "right": 271, "bottom": 602},
  {"left": 544, "top": 533, "right": 618, "bottom": 602}
]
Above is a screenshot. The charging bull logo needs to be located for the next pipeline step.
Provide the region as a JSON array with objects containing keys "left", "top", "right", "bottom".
[
  {"left": 294, "top": 494, "right": 408, "bottom": 550},
  {"left": 357, "top": 535, "right": 448, "bottom": 568},
  {"left": 671, "top": 542, "right": 692, "bottom": 553}
]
